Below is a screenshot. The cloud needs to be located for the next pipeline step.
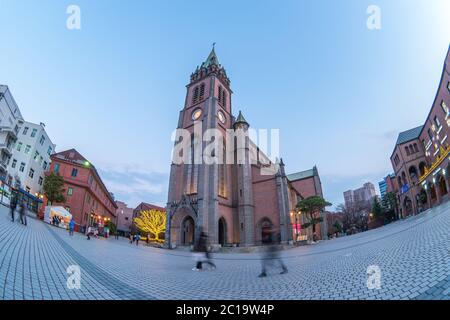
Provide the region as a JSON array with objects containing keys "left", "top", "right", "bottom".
[{"left": 96, "top": 163, "right": 169, "bottom": 209}]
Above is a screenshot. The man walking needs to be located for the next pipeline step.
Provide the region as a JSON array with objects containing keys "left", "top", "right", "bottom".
[
  {"left": 258, "top": 231, "right": 287, "bottom": 278},
  {"left": 18, "top": 200, "right": 27, "bottom": 226},
  {"left": 69, "top": 218, "right": 75, "bottom": 236},
  {"left": 10, "top": 195, "right": 17, "bottom": 222},
  {"left": 192, "top": 231, "right": 216, "bottom": 271}
]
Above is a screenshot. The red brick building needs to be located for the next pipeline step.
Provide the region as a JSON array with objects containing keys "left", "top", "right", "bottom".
[
  {"left": 115, "top": 201, "right": 134, "bottom": 236},
  {"left": 390, "top": 45, "right": 450, "bottom": 216},
  {"left": 44, "top": 149, "right": 117, "bottom": 231}
]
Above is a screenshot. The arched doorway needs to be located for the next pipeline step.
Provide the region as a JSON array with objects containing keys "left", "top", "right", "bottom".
[
  {"left": 261, "top": 218, "right": 273, "bottom": 244},
  {"left": 438, "top": 175, "right": 448, "bottom": 196},
  {"left": 218, "top": 217, "right": 227, "bottom": 246},
  {"left": 181, "top": 216, "right": 195, "bottom": 245},
  {"left": 408, "top": 166, "right": 418, "bottom": 184},
  {"left": 403, "top": 197, "right": 413, "bottom": 216},
  {"left": 419, "top": 162, "right": 427, "bottom": 176}
]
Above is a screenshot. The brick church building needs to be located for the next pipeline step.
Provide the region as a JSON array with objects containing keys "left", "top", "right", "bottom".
[{"left": 165, "top": 48, "right": 327, "bottom": 247}]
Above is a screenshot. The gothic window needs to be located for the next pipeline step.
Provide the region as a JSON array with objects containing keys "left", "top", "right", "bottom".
[
  {"left": 192, "top": 86, "right": 199, "bottom": 104},
  {"left": 218, "top": 86, "right": 223, "bottom": 104},
  {"left": 185, "top": 134, "right": 199, "bottom": 195},
  {"left": 222, "top": 90, "right": 227, "bottom": 107},
  {"left": 409, "top": 145, "right": 414, "bottom": 155},
  {"left": 199, "top": 83, "right": 205, "bottom": 100}
]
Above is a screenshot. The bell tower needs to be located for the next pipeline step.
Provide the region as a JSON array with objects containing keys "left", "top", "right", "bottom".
[{"left": 167, "top": 46, "right": 233, "bottom": 247}]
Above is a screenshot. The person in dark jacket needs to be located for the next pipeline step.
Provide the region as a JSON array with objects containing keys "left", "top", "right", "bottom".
[
  {"left": 192, "top": 232, "right": 216, "bottom": 271},
  {"left": 19, "top": 200, "right": 27, "bottom": 226},
  {"left": 10, "top": 195, "right": 17, "bottom": 222}
]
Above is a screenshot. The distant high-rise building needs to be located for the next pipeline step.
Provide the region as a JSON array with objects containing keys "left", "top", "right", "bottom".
[
  {"left": 379, "top": 179, "right": 387, "bottom": 201},
  {"left": 344, "top": 182, "right": 377, "bottom": 208}
]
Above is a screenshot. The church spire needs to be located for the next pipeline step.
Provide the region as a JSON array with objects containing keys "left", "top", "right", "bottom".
[{"left": 202, "top": 44, "right": 220, "bottom": 68}]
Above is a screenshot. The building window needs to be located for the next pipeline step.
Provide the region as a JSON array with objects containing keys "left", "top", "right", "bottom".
[
  {"left": 199, "top": 83, "right": 205, "bottom": 100},
  {"left": 442, "top": 101, "right": 449, "bottom": 115},
  {"left": 192, "top": 86, "right": 199, "bottom": 104},
  {"left": 434, "top": 116, "right": 441, "bottom": 129},
  {"left": 39, "top": 156, "right": 43, "bottom": 165},
  {"left": 25, "top": 145, "right": 31, "bottom": 154},
  {"left": 54, "top": 163, "right": 60, "bottom": 173},
  {"left": 23, "top": 127, "right": 28, "bottom": 135},
  {"left": 405, "top": 146, "right": 410, "bottom": 156},
  {"left": 26, "top": 186, "right": 30, "bottom": 193},
  {"left": 47, "top": 146, "right": 52, "bottom": 155},
  {"left": 71, "top": 168, "right": 78, "bottom": 177},
  {"left": 34, "top": 151, "right": 39, "bottom": 161},
  {"left": 43, "top": 161, "right": 48, "bottom": 170},
  {"left": 428, "top": 128, "right": 433, "bottom": 140},
  {"left": 11, "top": 159, "right": 17, "bottom": 168},
  {"left": 38, "top": 176, "right": 43, "bottom": 186},
  {"left": 16, "top": 142, "right": 22, "bottom": 152},
  {"left": 448, "top": 82, "right": 450, "bottom": 92},
  {"left": 31, "top": 128, "right": 37, "bottom": 137},
  {"left": 28, "top": 168, "right": 34, "bottom": 179},
  {"left": 67, "top": 187, "right": 73, "bottom": 196},
  {"left": 19, "top": 162, "right": 25, "bottom": 172},
  {"left": 413, "top": 143, "right": 419, "bottom": 153},
  {"left": 39, "top": 135, "right": 45, "bottom": 145}
]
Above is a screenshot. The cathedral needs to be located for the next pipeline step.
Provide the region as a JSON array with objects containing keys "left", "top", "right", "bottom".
[{"left": 165, "top": 47, "right": 327, "bottom": 248}]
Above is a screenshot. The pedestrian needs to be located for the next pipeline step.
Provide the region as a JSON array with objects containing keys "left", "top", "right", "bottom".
[
  {"left": 192, "top": 231, "right": 216, "bottom": 271},
  {"left": 146, "top": 234, "right": 150, "bottom": 245},
  {"left": 258, "top": 230, "right": 287, "bottom": 278},
  {"left": 129, "top": 233, "right": 134, "bottom": 244},
  {"left": 115, "top": 231, "right": 119, "bottom": 240},
  {"left": 19, "top": 200, "right": 27, "bottom": 226},
  {"left": 69, "top": 218, "right": 75, "bottom": 236},
  {"left": 87, "top": 226, "right": 92, "bottom": 240},
  {"left": 10, "top": 195, "right": 17, "bottom": 222},
  {"left": 135, "top": 234, "right": 140, "bottom": 246}
]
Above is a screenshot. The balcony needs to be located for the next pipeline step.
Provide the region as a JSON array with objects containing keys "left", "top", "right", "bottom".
[
  {"left": 0, "top": 125, "right": 19, "bottom": 139},
  {"left": 0, "top": 143, "right": 13, "bottom": 155}
]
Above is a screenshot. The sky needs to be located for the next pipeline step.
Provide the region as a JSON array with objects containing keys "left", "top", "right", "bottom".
[{"left": 0, "top": 0, "right": 449, "bottom": 209}]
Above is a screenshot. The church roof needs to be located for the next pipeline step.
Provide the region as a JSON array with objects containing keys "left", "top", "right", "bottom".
[
  {"left": 287, "top": 166, "right": 319, "bottom": 182},
  {"left": 395, "top": 125, "right": 423, "bottom": 145}
]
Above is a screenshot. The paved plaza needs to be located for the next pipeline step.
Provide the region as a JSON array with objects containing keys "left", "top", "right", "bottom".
[{"left": 1, "top": 203, "right": 450, "bottom": 300}]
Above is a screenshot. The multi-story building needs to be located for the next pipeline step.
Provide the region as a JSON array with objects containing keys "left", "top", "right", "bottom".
[
  {"left": 7, "top": 121, "right": 55, "bottom": 196},
  {"left": 390, "top": 45, "right": 450, "bottom": 216},
  {"left": 115, "top": 201, "right": 134, "bottom": 237},
  {"left": 378, "top": 179, "right": 387, "bottom": 201},
  {"left": 286, "top": 166, "right": 328, "bottom": 240},
  {"left": 44, "top": 149, "right": 117, "bottom": 231},
  {"left": 0, "top": 85, "right": 23, "bottom": 180},
  {"left": 343, "top": 182, "right": 377, "bottom": 209}
]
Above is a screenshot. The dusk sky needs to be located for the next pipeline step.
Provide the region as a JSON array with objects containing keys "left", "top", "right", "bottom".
[{"left": 1, "top": 0, "right": 449, "bottom": 209}]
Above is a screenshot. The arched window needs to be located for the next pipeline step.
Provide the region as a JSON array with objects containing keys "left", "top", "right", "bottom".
[
  {"left": 222, "top": 90, "right": 227, "bottom": 107},
  {"left": 219, "top": 136, "right": 227, "bottom": 198},
  {"left": 413, "top": 143, "right": 419, "bottom": 153},
  {"left": 218, "top": 86, "right": 223, "bottom": 104},
  {"left": 199, "top": 83, "right": 205, "bottom": 100},
  {"left": 192, "top": 86, "right": 199, "bottom": 104},
  {"left": 405, "top": 146, "right": 410, "bottom": 156}
]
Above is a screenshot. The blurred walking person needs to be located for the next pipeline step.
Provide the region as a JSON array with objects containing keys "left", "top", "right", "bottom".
[
  {"left": 258, "top": 230, "right": 287, "bottom": 278},
  {"left": 69, "top": 218, "right": 75, "bottom": 236},
  {"left": 192, "top": 231, "right": 216, "bottom": 271},
  {"left": 10, "top": 195, "right": 17, "bottom": 222},
  {"left": 19, "top": 200, "right": 27, "bottom": 226}
]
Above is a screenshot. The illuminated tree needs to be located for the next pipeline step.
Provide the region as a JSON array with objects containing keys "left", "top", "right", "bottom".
[{"left": 133, "top": 209, "right": 166, "bottom": 243}]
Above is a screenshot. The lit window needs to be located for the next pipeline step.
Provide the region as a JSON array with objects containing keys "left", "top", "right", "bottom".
[
  {"left": 435, "top": 116, "right": 441, "bottom": 128},
  {"left": 442, "top": 101, "right": 449, "bottom": 115}
]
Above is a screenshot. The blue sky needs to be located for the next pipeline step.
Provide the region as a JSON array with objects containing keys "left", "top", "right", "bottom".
[{"left": 0, "top": 0, "right": 449, "bottom": 209}]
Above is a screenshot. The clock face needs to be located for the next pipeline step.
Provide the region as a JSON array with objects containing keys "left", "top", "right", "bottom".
[
  {"left": 218, "top": 110, "right": 226, "bottom": 124},
  {"left": 192, "top": 108, "right": 202, "bottom": 121}
]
